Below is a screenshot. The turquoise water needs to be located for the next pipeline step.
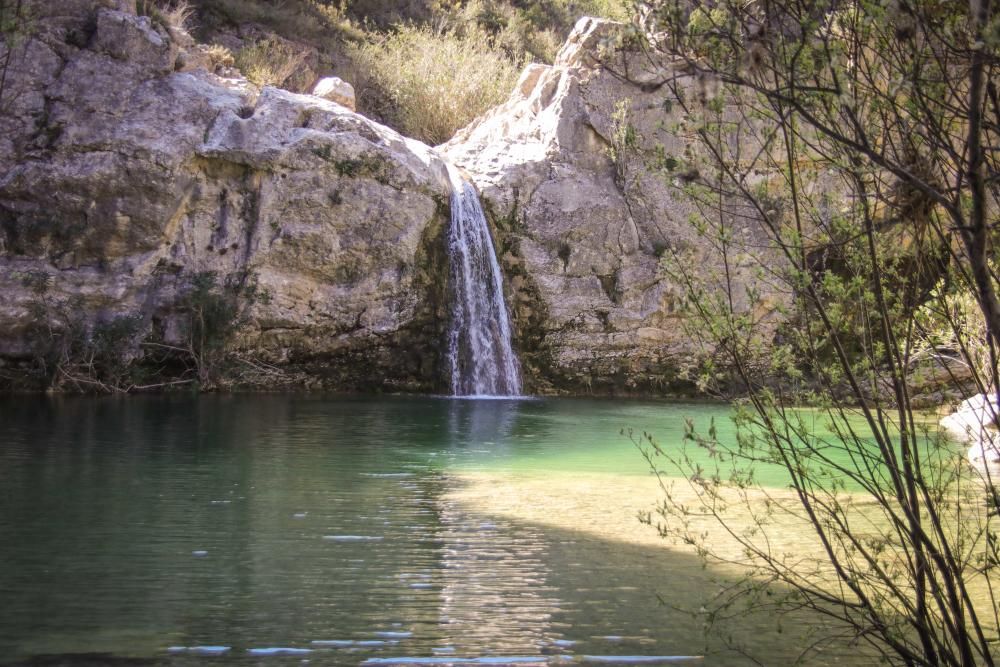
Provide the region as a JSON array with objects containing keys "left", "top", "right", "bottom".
[{"left": 0, "top": 395, "right": 872, "bottom": 666}]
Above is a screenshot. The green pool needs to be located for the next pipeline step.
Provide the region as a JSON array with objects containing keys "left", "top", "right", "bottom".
[{"left": 0, "top": 395, "right": 881, "bottom": 666}]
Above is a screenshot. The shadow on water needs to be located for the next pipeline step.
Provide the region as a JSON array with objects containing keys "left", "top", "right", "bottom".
[{"left": 0, "top": 395, "right": 879, "bottom": 666}]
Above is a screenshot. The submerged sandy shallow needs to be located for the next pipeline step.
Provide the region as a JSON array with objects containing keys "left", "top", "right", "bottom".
[
  {"left": 446, "top": 469, "right": 999, "bottom": 665},
  {"left": 446, "top": 470, "right": 834, "bottom": 564},
  {"left": 443, "top": 471, "right": 856, "bottom": 664}
]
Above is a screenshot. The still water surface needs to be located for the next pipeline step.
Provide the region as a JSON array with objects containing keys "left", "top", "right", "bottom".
[{"left": 0, "top": 395, "right": 873, "bottom": 666}]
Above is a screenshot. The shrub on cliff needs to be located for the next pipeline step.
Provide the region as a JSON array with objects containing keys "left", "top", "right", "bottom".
[
  {"left": 0, "top": 0, "right": 29, "bottom": 113},
  {"left": 149, "top": 270, "right": 272, "bottom": 391},
  {"left": 21, "top": 272, "right": 146, "bottom": 393},
  {"left": 196, "top": 0, "right": 361, "bottom": 45},
  {"left": 348, "top": 24, "right": 522, "bottom": 145},
  {"left": 176, "top": 0, "right": 630, "bottom": 139},
  {"left": 136, "top": 0, "right": 193, "bottom": 37},
  {"left": 18, "top": 270, "right": 271, "bottom": 393},
  {"left": 437, "top": 0, "right": 630, "bottom": 62},
  {"left": 233, "top": 37, "right": 308, "bottom": 88}
]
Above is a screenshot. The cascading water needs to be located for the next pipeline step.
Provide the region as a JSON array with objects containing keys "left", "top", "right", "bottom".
[{"left": 445, "top": 165, "right": 522, "bottom": 397}]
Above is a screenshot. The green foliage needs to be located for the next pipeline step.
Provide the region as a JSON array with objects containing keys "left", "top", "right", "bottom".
[
  {"left": 179, "top": 270, "right": 269, "bottom": 388},
  {"left": 0, "top": 0, "right": 26, "bottom": 43},
  {"left": 634, "top": 0, "right": 1000, "bottom": 663},
  {"left": 348, "top": 23, "right": 521, "bottom": 145},
  {"left": 608, "top": 98, "right": 638, "bottom": 189},
  {"left": 0, "top": 0, "right": 31, "bottom": 111},
  {"left": 196, "top": 0, "right": 362, "bottom": 46},
  {"left": 332, "top": 155, "right": 380, "bottom": 180},
  {"left": 310, "top": 145, "right": 391, "bottom": 182},
  {"left": 90, "top": 314, "right": 146, "bottom": 386},
  {"left": 912, "top": 280, "right": 992, "bottom": 392},
  {"left": 435, "top": 0, "right": 629, "bottom": 62},
  {"left": 21, "top": 272, "right": 146, "bottom": 393}
]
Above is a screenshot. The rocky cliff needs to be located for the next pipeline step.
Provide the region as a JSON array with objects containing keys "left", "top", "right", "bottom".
[
  {"left": 0, "top": 4, "right": 768, "bottom": 394},
  {"left": 443, "top": 18, "right": 772, "bottom": 394},
  {"left": 0, "top": 0, "right": 453, "bottom": 392}
]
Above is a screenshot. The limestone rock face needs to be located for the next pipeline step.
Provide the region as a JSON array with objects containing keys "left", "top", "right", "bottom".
[
  {"left": 1, "top": 4, "right": 776, "bottom": 396},
  {"left": 0, "top": 1, "right": 452, "bottom": 391},
  {"left": 93, "top": 8, "right": 178, "bottom": 73},
  {"left": 442, "top": 17, "right": 773, "bottom": 394},
  {"left": 312, "top": 76, "right": 356, "bottom": 111}
]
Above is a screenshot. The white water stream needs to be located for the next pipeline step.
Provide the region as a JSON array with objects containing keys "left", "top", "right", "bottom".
[{"left": 445, "top": 165, "right": 522, "bottom": 397}]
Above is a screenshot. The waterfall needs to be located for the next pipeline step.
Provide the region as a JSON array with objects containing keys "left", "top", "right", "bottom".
[{"left": 445, "top": 165, "right": 522, "bottom": 397}]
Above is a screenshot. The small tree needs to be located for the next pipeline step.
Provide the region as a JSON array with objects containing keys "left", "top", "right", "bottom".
[
  {"left": 622, "top": 0, "right": 1000, "bottom": 664},
  {"left": 0, "top": 0, "right": 27, "bottom": 113},
  {"left": 176, "top": 270, "right": 268, "bottom": 388}
]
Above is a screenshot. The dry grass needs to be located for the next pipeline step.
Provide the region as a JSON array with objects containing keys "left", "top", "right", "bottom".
[
  {"left": 233, "top": 38, "right": 307, "bottom": 88},
  {"left": 348, "top": 24, "right": 521, "bottom": 145},
  {"left": 180, "top": 0, "right": 629, "bottom": 137},
  {"left": 136, "top": 0, "right": 194, "bottom": 38},
  {"left": 204, "top": 43, "right": 234, "bottom": 70},
  {"left": 159, "top": 1, "right": 194, "bottom": 33},
  {"left": 196, "top": 0, "right": 364, "bottom": 45}
]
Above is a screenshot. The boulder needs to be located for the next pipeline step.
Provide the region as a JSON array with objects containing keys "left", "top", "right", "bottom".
[
  {"left": 94, "top": 8, "right": 178, "bottom": 73},
  {"left": 312, "top": 76, "right": 356, "bottom": 111}
]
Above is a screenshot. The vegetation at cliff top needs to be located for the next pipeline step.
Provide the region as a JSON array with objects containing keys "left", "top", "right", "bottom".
[
  {"left": 348, "top": 24, "right": 522, "bottom": 145},
  {"left": 172, "top": 0, "right": 629, "bottom": 142}
]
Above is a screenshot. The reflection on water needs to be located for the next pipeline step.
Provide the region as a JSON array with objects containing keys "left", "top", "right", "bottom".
[
  {"left": 445, "top": 398, "right": 526, "bottom": 453},
  {"left": 435, "top": 496, "right": 562, "bottom": 654},
  {"left": 0, "top": 395, "right": 877, "bottom": 665}
]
